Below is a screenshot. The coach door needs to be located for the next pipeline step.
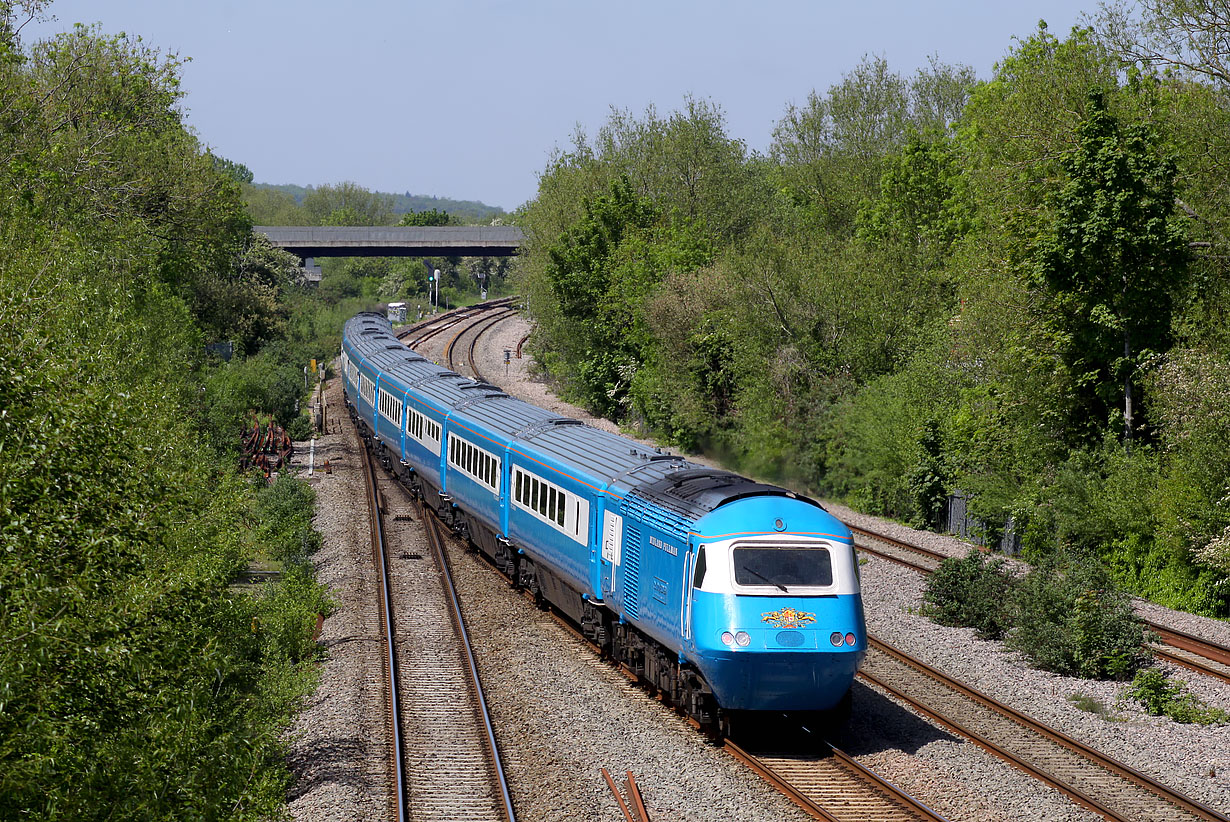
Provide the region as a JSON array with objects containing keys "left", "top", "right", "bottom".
[{"left": 600, "top": 508, "right": 622, "bottom": 598}]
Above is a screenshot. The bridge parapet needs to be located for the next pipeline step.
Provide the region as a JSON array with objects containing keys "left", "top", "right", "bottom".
[{"left": 254, "top": 225, "right": 524, "bottom": 258}]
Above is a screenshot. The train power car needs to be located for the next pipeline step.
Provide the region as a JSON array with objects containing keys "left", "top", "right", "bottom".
[{"left": 341, "top": 311, "right": 865, "bottom": 731}]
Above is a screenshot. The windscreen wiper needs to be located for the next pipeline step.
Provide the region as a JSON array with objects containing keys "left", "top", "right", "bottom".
[{"left": 741, "top": 565, "right": 788, "bottom": 593}]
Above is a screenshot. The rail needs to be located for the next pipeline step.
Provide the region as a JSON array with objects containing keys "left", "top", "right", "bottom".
[
  {"left": 420, "top": 508, "right": 518, "bottom": 822},
  {"left": 861, "top": 635, "right": 1229, "bottom": 822},
  {"left": 358, "top": 433, "right": 409, "bottom": 822}
]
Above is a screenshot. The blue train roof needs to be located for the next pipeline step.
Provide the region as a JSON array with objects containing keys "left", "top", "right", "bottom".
[{"left": 343, "top": 312, "right": 819, "bottom": 521}]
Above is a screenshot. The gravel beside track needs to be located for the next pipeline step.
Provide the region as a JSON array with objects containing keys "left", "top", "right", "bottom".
[
  {"left": 286, "top": 380, "right": 390, "bottom": 822},
  {"left": 287, "top": 308, "right": 1230, "bottom": 821}
]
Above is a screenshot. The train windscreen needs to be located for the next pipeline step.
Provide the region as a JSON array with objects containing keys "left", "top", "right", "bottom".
[{"left": 733, "top": 546, "right": 833, "bottom": 589}]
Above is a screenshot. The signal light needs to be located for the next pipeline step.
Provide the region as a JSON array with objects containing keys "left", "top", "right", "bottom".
[
  {"left": 845, "top": 632, "right": 857, "bottom": 646},
  {"left": 735, "top": 631, "right": 751, "bottom": 647},
  {"left": 830, "top": 632, "right": 844, "bottom": 647},
  {"left": 721, "top": 631, "right": 735, "bottom": 646}
]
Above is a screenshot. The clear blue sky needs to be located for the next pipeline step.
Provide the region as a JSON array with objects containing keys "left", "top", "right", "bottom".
[{"left": 23, "top": 1, "right": 1092, "bottom": 211}]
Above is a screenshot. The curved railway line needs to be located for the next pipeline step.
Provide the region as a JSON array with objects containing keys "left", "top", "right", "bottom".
[
  {"left": 396, "top": 296, "right": 519, "bottom": 351},
  {"left": 849, "top": 525, "right": 1230, "bottom": 685},
  {"left": 356, "top": 417, "right": 516, "bottom": 822},
  {"left": 383, "top": 298, "right": 1229, "bottom": 821}
]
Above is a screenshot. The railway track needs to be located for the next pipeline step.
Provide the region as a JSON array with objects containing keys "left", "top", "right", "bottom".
[
  {"left": 443, "top": 306, "right": 517, "bottom": 380},
  {"left": 397, "top": 296, "right": 518, "bottom": 351},
  {"left": 726, "top": 738, "right": 947, "bottom": 822},
  {"left": 860, "top": 635, "right": 1228, "bottom": 822},
  {"left": 849, "top": 524, "right": 1230, "bottom": 685},
  {"left": 357, "top": 424, "right": 516, "bottom": 822}
]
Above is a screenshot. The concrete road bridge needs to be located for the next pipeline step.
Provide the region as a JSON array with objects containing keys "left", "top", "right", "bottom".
[
  {"left": 254, "top": 225, "right": 524, "bottom": 283},
  {"left": 254, "top": 225, "right": 524, "bottom": 260}
]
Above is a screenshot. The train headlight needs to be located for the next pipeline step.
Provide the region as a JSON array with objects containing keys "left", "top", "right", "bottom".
[
  {"left": 830, "top": 632, "right": 844, "bottom": 647},
  {"left": 845, "top": 632, "right": 857, "bottom": 646},
  {"left": 735, "top": 631, "right": 751, "bottom": 647},
  {"left": 721, "top": 631, "right": 735, "bottom": 647}
]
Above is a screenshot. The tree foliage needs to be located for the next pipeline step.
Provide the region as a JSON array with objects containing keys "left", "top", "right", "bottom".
[
  {"left": 1032, "top": 89, "right": 1189, "bottom": 442},
  {"left": 517, "top": 21, "right": 1230, "bottom": 615},
  {"left": 0, "top": 17, "right": 327, "bottom": 817},
  {"left": 302, "top": 180, "right": 395, "bottom": 226}
]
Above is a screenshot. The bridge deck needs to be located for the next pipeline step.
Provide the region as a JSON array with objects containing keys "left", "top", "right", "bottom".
[{"left": 254, "top": 225, "right": 523, "bottom": 258}]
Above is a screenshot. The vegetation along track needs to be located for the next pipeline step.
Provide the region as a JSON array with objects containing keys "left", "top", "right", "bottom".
[
  {"left": 357, "top": 422, "right": 516, "bottom": 822},
  {"left": 860, "top": 635, "right": 1229, "bottom": 822},
  {"left": 849, "top": 524, "right": 1230, "bottom": 685}
]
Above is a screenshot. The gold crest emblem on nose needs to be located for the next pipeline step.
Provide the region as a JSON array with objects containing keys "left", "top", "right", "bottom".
[{"left": 761, "top": 608, "right": 816, "bottom": 629}]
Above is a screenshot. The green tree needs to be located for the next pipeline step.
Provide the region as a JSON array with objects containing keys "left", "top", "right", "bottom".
[
  {"left": 1032, "top": 90, "right": 1188, "bottom": 442},
  {"left": 243, "top": 184, "right": 305, "bottom": 225},
  {"left": 303, "top": 180, "right": 394, "bottom": 225},
  {"left": 211, "top": 152, "right": 253, "bottom": 183},
  {"left": 399, "top": 207, "right": 451, "bottom": 226},
  {"left": 1098, "top": 0, "right": 1230, "bottom": 87},
  {"left": 771, "top": 55, "right": 975, "bottom": 234}
]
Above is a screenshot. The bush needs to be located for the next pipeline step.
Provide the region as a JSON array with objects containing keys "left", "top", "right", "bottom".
[
  {"left": 256, "top": 561, "right": 332, "bottom": 664},
  {"left": 254, "top": 474, "right": 321, "bottom": 563},
  {"left": 285, "top": 413, "right": 315, "bottom": 442},
  {"left": 1009, "top": 554, "right": 1147, "bottom": 679},
  {"left": 922, "top": 551, "right": 1017, "bottom": 639},
  {"left": 1126, "top": 668, "right": 1229, "bottom": 725}
]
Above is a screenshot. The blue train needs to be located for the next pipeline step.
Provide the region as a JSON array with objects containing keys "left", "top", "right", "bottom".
[{"left": 341, "top": 311, "right": 865, "bottom": 731}]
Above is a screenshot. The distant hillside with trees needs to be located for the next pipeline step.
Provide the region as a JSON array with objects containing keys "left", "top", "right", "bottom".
[{"left": 247, "top": 181, "right": 505, "bottom": 225}]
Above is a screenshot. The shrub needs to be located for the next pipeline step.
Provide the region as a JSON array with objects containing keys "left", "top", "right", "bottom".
[
  {"left": 1126, "top": 668, "right": 1229, "bottom": 725},
  {"left": 922, "top": 551, "right": 1017, "bottom": 639},
  {"left": 254, "top": 474, "right": 321, "bottom": 563},
  {"left": 256, "top": 561, "right": 333, "bottom": 664},
  {"left": 1009, "top": 554, "right": 1147, "bottom": 679},
  {"left": 285, "top": 413, "right": 315, "bottom": 442}
]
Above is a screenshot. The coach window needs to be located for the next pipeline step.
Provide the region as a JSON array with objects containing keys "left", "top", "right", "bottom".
[
  {"left": 548, "top": 487, "right": 557, "bottom": 522},
  {"left": 556, "top": 493, "right": 566, "bottom": 527},
  {"left": 515, "top": 470, "right": 523, "bottom": 502}
]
